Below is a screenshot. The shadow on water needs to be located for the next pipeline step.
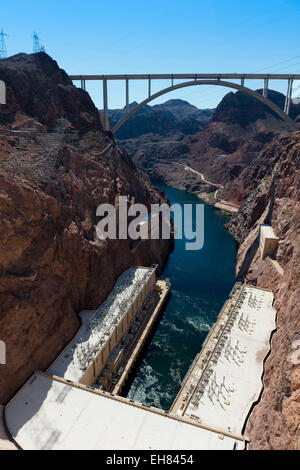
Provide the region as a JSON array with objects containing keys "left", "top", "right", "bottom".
[{"left": 124, "top": 181, "right": 238, "bottom": 410}]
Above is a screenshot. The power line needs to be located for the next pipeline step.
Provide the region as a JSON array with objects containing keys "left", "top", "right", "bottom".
[
  {"left": 177, "top": 54, "right": 300, "bottom": 107},
  {"left": 254, "top": 55, "right": 300, "bottom": 73}
]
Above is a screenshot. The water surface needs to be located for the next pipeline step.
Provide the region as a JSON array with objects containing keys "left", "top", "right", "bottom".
[{"left": 126, "top": 183, "right": 238, "bottom": 410}]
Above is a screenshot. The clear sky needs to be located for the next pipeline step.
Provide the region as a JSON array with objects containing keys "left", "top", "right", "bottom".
[{"left": 1, "top": 0, "right": 300, "bottom": 109}]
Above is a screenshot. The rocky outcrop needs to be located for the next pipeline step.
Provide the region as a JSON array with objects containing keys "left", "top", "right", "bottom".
[
  {"left": 211, "top": 89, "right": 300, "bottom": 125},
  {"left": 0, "top": 53, "right": 171, "bottom": 404},
  {"left": 227, "top": 131, "right": 300, "bottom": 449},
  {"left": 0, "top": 52, "right": 101, "bottom": 133}
]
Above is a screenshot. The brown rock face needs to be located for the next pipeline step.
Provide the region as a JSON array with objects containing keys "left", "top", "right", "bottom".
[
  {"left": 0, "top": 53, "right": 171, "bottom": 404},
  {"left": 227, "top": 131, "right": 300, "bottom": 449}
]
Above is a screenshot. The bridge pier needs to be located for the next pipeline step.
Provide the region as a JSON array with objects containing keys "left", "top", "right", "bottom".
[
  {"left": 103, "top": 78, "right": 109, "bottom": 131},
  {"left": 126, "top": 77, "right": 129, "bottom": 115},
  {"left": 80, "top": 79, "right": 86, "bottom": 91},
  {"left": 284, "top": 78, "right": 293, "bottom": 115},
  {"left": 263, "top": 77, "right": 269, "bottom": 98},
  {"left": 148, "top": 76, "right": 151, "bottom": 98}
]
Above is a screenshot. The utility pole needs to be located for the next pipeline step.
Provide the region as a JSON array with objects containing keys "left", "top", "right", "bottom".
[{"left": 0, "top": 29, "right": 8, "bottom": 59}]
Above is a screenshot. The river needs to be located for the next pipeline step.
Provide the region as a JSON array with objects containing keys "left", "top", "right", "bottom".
[{"left": 125, "top": 182, "right": 238, "bottom": 411}]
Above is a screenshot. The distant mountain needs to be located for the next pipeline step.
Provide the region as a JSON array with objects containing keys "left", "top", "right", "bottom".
[
  {"left": 108, "top": 102, "right": 176, "bottom": 139},
  {"left": 152, "top": 99, "right": 213, "bottom": 122},
  {"left": 106, "top": 99, "right": 214, "bottom": 139}
]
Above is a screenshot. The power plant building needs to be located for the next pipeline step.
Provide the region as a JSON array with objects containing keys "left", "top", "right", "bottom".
[{"left": 48, "top": 266, "right": 157, "bottom": 387}]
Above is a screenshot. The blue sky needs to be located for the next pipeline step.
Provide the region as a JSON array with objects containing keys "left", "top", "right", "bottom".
[{"left": 2, "top": 0, "right": 300, "bottom": 109}]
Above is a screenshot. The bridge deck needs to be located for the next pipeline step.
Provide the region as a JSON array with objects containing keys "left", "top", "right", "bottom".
[{"left": 70, "top": 73, "right": 300, "bottom": 81}]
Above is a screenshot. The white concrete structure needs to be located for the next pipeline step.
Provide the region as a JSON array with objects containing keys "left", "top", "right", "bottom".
[
  {"left": 183, "top": 286, "right": 276, "bottom": 435},
  {"left": 259, "top": 224, "right": 279, "bottom": 260},
  {"left": 48, "top": 266, "right": 155, "bottom": 384},
  {"left": 0, "top": 80, "right": 6, "bottom": 105},
  {"left": 5, "top": 374, "right": 244, "bottom": 450},
  {"left": 4, "top": 283, "right": 276, "bottom": 450}
]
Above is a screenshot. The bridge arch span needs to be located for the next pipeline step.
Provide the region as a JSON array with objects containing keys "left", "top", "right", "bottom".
[{"left": 112, "top": 79, "right": 298, "bottom": 133}]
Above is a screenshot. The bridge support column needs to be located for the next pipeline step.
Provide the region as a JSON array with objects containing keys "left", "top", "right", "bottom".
[
  {"left": 148, "top": 76, "right": 151, "bottom": 98},
  {"left": 103, "top": 78, "right": 109, "bottom": 131},
  {"left": 126, "top": 77, "right": 129, "bottom": 115},
  {"left": 263, "top": 77, "right": 269, "bottom": 98},
  {"left": 284, "top": 78, "right": 293, "bottom": 115}
]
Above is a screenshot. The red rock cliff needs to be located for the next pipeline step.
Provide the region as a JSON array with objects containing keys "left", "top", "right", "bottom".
[
  {"left": 0, "top": 53, "right": 172, "bottom": 403},
  {"left": 227, "top": 131, "right": 300, "bottom": 449}
]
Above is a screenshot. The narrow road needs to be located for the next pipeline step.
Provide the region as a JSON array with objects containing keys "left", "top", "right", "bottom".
[
  {"left": 174, "top": 162, "right": 240, "bottom": 213},
  {"left": 174, "top": 162, "right": 223, "bottom": 192}
]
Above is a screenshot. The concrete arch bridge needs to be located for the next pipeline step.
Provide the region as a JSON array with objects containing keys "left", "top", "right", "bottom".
[{"left": 67, "top": 74, "right": 300, "bottom": 132}]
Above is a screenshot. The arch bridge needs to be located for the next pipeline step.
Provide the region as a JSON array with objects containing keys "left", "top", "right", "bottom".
[{"left": 72, "top": 74, "right": 300, "bottom": 132}]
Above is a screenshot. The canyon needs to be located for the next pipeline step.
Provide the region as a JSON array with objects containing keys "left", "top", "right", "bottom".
[
  {"left": 112, "top": 91, "right": 300, "bottom": 449},
  {"left": 0, "top": 52, "right": 299, "bottom": 450}
]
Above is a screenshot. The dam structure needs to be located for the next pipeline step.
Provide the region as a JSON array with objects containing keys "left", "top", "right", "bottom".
[
  {"left": 170, "top": 282, "right": 277, "bottom": 437},
  {"left": 47, "top": 266, "right": 160, "bottom": 390},
  {"left": 4, "top": 269, "right": 276, "bottom": 450}
]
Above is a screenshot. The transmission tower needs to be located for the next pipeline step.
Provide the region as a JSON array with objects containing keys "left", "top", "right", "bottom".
[
  {"left": 0, "top": 29, "right": 7, "bottom": 59},
  {"left": 33, "top": 32, "right": 41, "bottom": 53}
]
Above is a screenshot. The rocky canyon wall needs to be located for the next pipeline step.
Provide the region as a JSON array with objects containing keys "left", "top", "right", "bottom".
[
  {"left": 227, "top": 131, "right": 300, "bottom": 449},
  {"left": 0, "top": 53, "right": 172, "bottom": 404}
]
